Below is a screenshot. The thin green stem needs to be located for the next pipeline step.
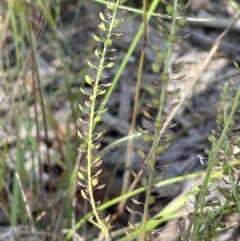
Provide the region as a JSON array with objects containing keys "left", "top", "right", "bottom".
[
  {"left": 140, "top": 1, "right": 178, "bottom": 239},
  {"left": 86, "top": 1, "right": 121, "bottom": 239}
]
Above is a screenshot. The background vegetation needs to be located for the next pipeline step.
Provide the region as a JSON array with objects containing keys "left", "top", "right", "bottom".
[{"left": 0, "top": 0, "right": 240, "bottom": 240}]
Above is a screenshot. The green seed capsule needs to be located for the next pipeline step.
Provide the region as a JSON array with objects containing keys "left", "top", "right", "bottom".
[
  {"left": 105, "top": 39, "right": 112, "bottom": 46},
  {"left": 113, "top": 19, "right": 121, "bottom": 27},
  {"left": 222, "top": 163, "right": 230, "bottom": 171},
  {"left": 166, "top": 4, "right": 174, "bottom": 16},
  {"left": 161, "top": 73, "right": 169, "bottom": 82},
  {"left": 107, "top": 2, "right": 115, "bottom": 9},
  {"left": 218, "top": 222, "right": 226, "bottom": 228},
  {"left": 178, "top": 17, "right": 188, "bottom": 26},
  {"left": 169, "top": 35, "right": 178, "bottom": 43}
]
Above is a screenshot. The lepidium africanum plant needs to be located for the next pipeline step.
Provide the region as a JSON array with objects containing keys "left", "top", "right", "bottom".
[
  {"left": 182, "top": 80, "right": 240, "bottom": 241},
  {"left": 125, "top": 0, "right": 189, "bottom": 240},
  {"left": 76, "top": 0, "right": 123, "bottom": 240}
]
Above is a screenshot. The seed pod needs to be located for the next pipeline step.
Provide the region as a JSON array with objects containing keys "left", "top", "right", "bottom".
[
  {"left": 178, "top": 17, "right": 188, "bottom": 26},
  {"left": 105, "top": 39, "right": 113, "bottom": 47},
  {"left": 218, "top": 222, "right": 226, "bottom": 228},
  {"left": 169, "top": 35, "right": 178, "bottom": 43},
  {"left": 161, "top": 73, "right": 169, "bottom": 82},
  {"left": 99, "top": 23, "right": 107, "bottom": 32},
  {"left": 166, "top": 4, "right": 174, "bottom": 16},
  {"left": 152, "top": 63, "right": 160, "bottom": 73},
  {"left": 113, "top": 19, "right": 121, "bottom": 27},
  {"left": 107, "top": 2, "right": 115, "bottom": 9}
]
